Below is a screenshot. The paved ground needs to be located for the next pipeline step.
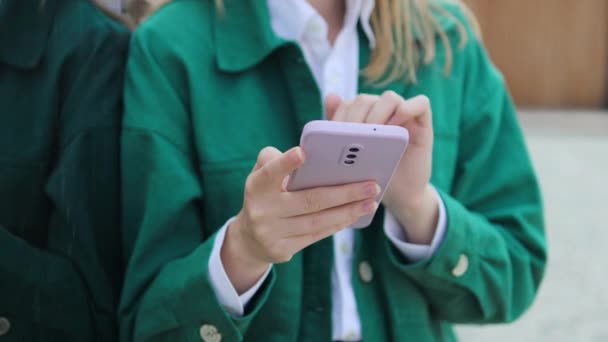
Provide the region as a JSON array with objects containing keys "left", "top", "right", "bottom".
[{"left": 456, "top": 110, "right": 608, "bottom": 342}]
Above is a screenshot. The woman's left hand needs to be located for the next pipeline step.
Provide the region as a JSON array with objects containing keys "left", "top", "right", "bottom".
[{"left": 325, "top": 92, "right": 439, "bottom": 244}]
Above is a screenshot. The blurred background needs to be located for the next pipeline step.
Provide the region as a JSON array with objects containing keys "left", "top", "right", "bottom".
[
  {"left": 102, "top": 0, "right": 608, "bottom": 340},
  {"left": 466, "top": 0, "right": 607, "bottom": 108},
  {"left": 460, "top": 1, "right": 608, "bottom": 341}
]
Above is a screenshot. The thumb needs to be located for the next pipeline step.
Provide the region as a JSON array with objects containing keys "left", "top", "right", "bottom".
[
  {"left": 324, "top": 93, "right": 343, "bottom": 121},
  {"left": 252, "top": 146, "right": 282, "bottom": 171}
]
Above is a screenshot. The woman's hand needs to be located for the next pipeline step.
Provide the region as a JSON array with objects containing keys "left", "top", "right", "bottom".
[
  {"left": 222, "top": 146, "right": 381, "bottom": 293},
  {"left": 325, "top": 92, "right": 439, "bottom": 245}
]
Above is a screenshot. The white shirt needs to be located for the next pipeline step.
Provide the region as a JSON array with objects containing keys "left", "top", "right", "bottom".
[
  {"left": 208, "top": 0, "right": 447, "bottom": 340},
  {"left": 98, "top": 0, "right": 123, "bottom": 13}
]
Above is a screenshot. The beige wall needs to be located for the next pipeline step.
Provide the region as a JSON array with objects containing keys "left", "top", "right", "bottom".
[{"left": 465, "top": 1, "right": 608, "bottom": 108}]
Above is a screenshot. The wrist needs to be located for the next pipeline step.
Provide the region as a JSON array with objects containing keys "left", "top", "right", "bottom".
[
  {"left": 221, "top": 215, "right": 271, "bottom": 294},
  {"left": 385, "top": 184, "right": 439, "bottom": 245}
]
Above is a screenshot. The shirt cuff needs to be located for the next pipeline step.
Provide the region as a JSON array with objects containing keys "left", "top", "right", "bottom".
[
  {"left": 383, "top": 186, "right": 447, "bottom": 261},
  {"left": 208, "top": 217, "right": 272, "bottom": 317}
]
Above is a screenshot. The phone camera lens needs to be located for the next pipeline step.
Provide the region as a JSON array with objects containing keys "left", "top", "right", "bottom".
[
  {"left": 344, "top": 160, "right": 355, "bottom": 165},
  {"left": 349, "top": 147, "right": 360, "bottom": 152},
  {"left": 346, "top": 154, "right": 357, "bottom": 159}
]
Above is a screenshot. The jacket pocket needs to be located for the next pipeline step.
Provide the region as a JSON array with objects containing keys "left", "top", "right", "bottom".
[
  {"left": 0, "top": 159, "right": 48, "bottom": 245},
  {"left": 199, "top": 159, "right": 255, "bottom": 233}
]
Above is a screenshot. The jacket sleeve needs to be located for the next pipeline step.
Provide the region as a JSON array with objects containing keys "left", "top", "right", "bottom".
[
  {"left": 0, "top": 22, "right": 128, "bottom": 341},
  {"left": 386, "top": 33, "right": 547, "bottom": 323},
  {"left": 118, "top": 25, "right": 275, "bottom": 342}
]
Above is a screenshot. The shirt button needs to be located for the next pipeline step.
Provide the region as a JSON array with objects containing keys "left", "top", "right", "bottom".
[
  {"left": 344, "top": 330, "right": 358, "bottom": 340},
  {"left": 452, "top": 254, "right": 469, "bottom": 277},
  {"left": 0, "top": 317, "right": 11, "bottom": 336},
  {"left": 358, "top": 260, "right": 373, "bottom": 283},
  {"left": 199, "top": 324, "right": 221, "bottom": 342},
  {"left": 327, "top": 73, "right": 340, "bottom": 85},
  {"left": 340, "top": 241, "right": 350, "bottom": 255},
  {"left": 309, "top": 21, "right": 323, "bottom": 33}
]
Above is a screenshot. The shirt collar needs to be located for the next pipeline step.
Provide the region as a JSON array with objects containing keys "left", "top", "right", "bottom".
[
  {"left": 267, "top": 0, "right": 376, "bottom": 48},
  {"left": 214, "top": 0, "right": 460, "bottom": 73},
  {"left": 0, "top": 0, "right": 56, "bottom": 69}
]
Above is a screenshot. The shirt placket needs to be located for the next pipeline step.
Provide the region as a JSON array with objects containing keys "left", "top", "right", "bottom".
[
  {"left": 282, "top": 2, "right": 368, "bottom": 341},
  {"left": 322, "top": 12, "right": 362, "bottom": 341}
]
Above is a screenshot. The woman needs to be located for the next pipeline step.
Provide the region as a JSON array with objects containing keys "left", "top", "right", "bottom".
[
  {"left": 0, "top": 0, "right": 128, "bottom": 340},
  {"left": 120, "top": 0, "right": 547, "bottom": 341}
]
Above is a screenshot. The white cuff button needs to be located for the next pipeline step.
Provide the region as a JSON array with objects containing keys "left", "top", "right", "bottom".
[
  {"left": 0, "top": 317, "right": 10, "bottom": 336},
  {"left": 358, "top": 261, "right": 373, "bottom": 283},
  {"left": 200, "top": 324, "right": 221, "bottom": 342},
  {"left": 452, "top": 254, "right": 469, "bottom": 277}
]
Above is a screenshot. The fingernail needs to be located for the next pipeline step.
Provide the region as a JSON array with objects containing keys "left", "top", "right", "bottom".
[
  {"left": 361, "top": 201, "right": 378, "bottom": 214},
  {"left": 365, "top": 183, "right": 381, "bottom": 197},
  {"left": 374, "top": 184, "right": 381, "bottom": 195},
  {"left": 290, "top": 148, "right": 302, "bottom": 163}
]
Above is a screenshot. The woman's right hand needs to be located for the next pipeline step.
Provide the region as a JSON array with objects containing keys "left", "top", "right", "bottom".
[{"left": 221, "top": 146, "right": 380, "bottom": 293}]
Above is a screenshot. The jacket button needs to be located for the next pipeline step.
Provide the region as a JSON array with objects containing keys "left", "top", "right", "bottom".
[
  {"left": 199, "top": 324, "right": 221, "bottom": 342},
  {"left": 358, "top": 261, "right": 373, "bottom": 283},
  {"left": 0, "top": 317, "right": 11, "bottom": 336},
  {"left": 452, "top": 254, "right": 469, "bottom": 277}
]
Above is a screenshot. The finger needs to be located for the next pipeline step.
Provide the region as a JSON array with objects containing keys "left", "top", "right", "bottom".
[
  {"left": 387, "top": 95, "right": 432, "bottom": 127},
  {"left": 252, "top": 146, "right": 282, "bottom": 172},
  {"left": 341, "top": 94, "right": 377, "bottom": 123},
  {"left": 366, "top": 90, "right": 402, "bottom": 124},
  {"left": 280, "top": 181, "right": 380, "bottom": 217},
  {"left": 324, "top": 93, "right": 343, "bottom": 121},
  {"left": 281, "top": 174, "right": 290, "bottom": 192},
  {"left": 288, "top": 198, "right": 379, "bottom": 244},
  {"left": 251, "top": 146, "right": 305, "bottom": 190},
  {"left": 331, "top": 99, "right": 353, "bottom": 122}
]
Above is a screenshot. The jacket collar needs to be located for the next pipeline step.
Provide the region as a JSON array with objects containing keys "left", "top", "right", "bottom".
[
  {"left": 214, "top": 0, "right": 459, "bottom": 73},
  {"left": 0, "top": 0, "right": 56, "bottom": 69},
  {"left": 214, "top": 0, "right": 285, "bottom": 72}
]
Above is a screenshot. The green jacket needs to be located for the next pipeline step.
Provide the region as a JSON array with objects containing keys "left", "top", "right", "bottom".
[
  {"left": 0, "top": 0, "right": 128, "bottom": 340},
  {"left": 120, "top": 1, "right": 547, "bottom": 341}
]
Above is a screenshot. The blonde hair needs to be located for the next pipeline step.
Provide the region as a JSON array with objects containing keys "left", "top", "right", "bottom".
[
  {"left": 368, "top": 0, "right": 479, "bottom": 84},
  {"left": 132, "top": 0, "right": 479, "bottom": 84}
]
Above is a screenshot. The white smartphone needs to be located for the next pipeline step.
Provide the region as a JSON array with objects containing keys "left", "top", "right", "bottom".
[{"left": 286, "top": 120, "right": 409, "bottom": 228}]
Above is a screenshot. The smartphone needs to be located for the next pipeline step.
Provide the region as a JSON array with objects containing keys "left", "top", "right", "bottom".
[{"left": 286, "top": 120, "right": 409, "bottom": 228}]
